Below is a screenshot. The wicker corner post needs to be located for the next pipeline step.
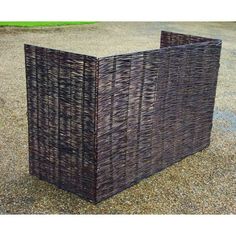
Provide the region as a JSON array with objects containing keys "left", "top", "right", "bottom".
[{"left": 25, "top": 31, "right": 222, "bottom": 203}]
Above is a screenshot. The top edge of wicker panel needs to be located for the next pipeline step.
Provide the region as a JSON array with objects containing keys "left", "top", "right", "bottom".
[{"left": 24, "top": 30, "right": 222, "bottom": 59}]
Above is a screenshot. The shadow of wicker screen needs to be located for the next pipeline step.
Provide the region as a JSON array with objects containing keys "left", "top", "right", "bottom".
[{"left": 25, "top": 31, "right": 222, "bottom": 203}]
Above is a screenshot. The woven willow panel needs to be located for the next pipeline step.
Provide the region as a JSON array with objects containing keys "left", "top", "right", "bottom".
[{"left": 25, "top": 31, "right": 222, "bottom": 203}]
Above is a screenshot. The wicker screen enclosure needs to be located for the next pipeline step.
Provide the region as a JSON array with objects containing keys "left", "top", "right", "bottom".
[{"left": 25, "top": 31, "right": 222, "bottom": 203}]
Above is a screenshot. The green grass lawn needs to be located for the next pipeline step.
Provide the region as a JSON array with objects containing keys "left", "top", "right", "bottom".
[{"left": 0, "top": 22, "right": 96, "bottom": 27}]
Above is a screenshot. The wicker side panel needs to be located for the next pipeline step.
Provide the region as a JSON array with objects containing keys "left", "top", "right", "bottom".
[
  {"left": 96, "top": 41, "right": 221, "bottom": 202},
  {"left": 160, "top": 31, "right": 217, "bottom": 48},
  {"left": 25, "top": 45, "right": 97, "bottom": 202}
]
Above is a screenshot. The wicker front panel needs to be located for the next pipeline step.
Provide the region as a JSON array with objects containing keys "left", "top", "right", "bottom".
[
  {"left": 25, "top": 45, "right": 97, "bottom": 202},
  {"left": 96, "top": 39, "right": 221, "bottom": 202}
]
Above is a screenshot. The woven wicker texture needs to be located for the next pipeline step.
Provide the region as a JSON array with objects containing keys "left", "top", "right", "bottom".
[
  {"left": 25, "top": 31, "right": 222, "bottom": 203},
  {"left": 25, "top": 46, "right": 97, "bottom": 201}
]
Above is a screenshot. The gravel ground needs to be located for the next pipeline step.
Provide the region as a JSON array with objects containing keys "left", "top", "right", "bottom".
[{"left": 0, "top": 22, "right": 235, "bottom": 214}]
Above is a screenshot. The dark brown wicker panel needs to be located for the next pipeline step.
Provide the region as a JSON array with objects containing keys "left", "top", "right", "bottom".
[
  {"left": 25, "top": 31, "right": 222, "bottom": 203},
  {"left": 25, "top": 45, "right": 97, "bottom": 202}
]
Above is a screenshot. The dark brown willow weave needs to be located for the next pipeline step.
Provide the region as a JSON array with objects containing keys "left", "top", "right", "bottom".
[{"left": 25, "top": 31, "right": 222, "bottom": 203}]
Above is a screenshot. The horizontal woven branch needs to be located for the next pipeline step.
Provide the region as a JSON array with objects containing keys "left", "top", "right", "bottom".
[{"left": 25, "top": 31, "right": 222, "bottom": 203}]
